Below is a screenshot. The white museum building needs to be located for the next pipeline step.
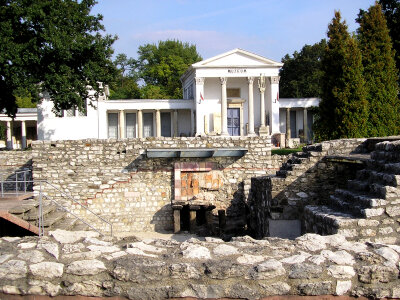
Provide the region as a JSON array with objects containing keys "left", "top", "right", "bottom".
[{"left": 1, "top": 49, "right": 320, "bottom": 149}]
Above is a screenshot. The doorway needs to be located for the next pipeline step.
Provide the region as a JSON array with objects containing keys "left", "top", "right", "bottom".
[{"left": 227, "top": 108, "right": 240, "bottom": 136}]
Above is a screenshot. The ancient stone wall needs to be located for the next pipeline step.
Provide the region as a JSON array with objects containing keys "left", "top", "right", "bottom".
[
  {"left": 31, "top": 137, "right": 280, "bottom": 234},
  {"left": 0, "top": 230, "right": 399, "bottom": 299},
  {"left": 270, "top": 138, "right": 367, "bottom": 221},
  {"left": 0, "top": 150, "right": 32, "bottom": 171}
]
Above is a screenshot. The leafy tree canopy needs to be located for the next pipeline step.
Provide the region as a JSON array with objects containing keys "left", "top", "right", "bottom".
[
  {"left": 133, "top": 40, "right": 202, "bottom": 99},
  {"left": 279, "top": 39, "right": 326, "bottom": 98},
  {"left": 0, "top": 0, "right": 117, "bottom": 115},
  {"left": 108, "top": 53, "right": 140, "bottom": 100}
]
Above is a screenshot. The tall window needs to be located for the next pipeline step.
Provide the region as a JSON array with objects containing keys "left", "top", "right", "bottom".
[
  {"left": 125, "top": 113, "right": 136, "bottom": 138},
  {"left": 108, "top": 113, "right": 118, "bottom": 139},
  {"left": 143, "top": 113, "right": 153, "bottom": 137}
]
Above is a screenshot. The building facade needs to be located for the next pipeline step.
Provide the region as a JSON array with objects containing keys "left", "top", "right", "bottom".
[{"left": 2, "top": 49, "right": 319, "bottom": 148}]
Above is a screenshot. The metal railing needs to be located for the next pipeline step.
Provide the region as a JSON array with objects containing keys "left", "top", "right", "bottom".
[
  {"left": 0, "top": 169, "right": 113, "bottom": 237},
  {"left": 36, "top": 180, "right": 113, "bottom": 237},
  {"left": 0, "top": 169, "right": 32, "bottom": 198}
]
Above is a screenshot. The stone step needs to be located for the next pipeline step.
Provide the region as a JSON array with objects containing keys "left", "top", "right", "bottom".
[
  {"left": 356, "top": 169, "right": 400, "bottom": 187},
  {"left": 53, "top": 216, "right": 78, "bottom": 230},
  {"left": 304, "top": 205, "right": 360, "bottom": 236},
  {"left": 329, "top": 195, "right": 365, "bottom": 218},
  {"left": 8, "top": 200, "right": 39, "bottom": 214},
  {"left": 42, "top": 210, "right": 67, "bottom": 227},
  {"left": 23, "top": 203, "right": 56, "bottom": 221},
  {"left": 371, "top": 150, "right": 400, "bottom": 162},
  {"left": 347, "top": 179, "right": 400, "bottom": 199},
  {"left": 334, "top": 189, "right": 386, "bottom": 208}
]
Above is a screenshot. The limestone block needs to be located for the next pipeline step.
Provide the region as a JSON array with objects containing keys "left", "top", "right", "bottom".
[
  {"left": 17, "top": 250, "right": 45, "bottom": 264},
  {"left": 289, "top": 263, "right": 322, "bottom": 279},
  {"left": 358, "top": 265, "right": 398, "bottom": 283},
  {"left": 66, "top": 259, "right": 106, "bottom": 275},
  {"left": 236, "top": 254, "right": 264, "bottom": 265},
  {"left": 327, "top": 265, "right": 355, "bottom": 279},
  {"left": 335, "top": 280, "right": 352, "bottom": 296},
  {"left": 298, "top": 281, "right": 332, "bottom": 296},
  {"left": 213, "top": 244, "right": 239, "bottom": 256},
  {"left": 30, "top": 262, "right": 64, "bottom": 279},
  {"left": 0, "top": 260, "right": 27, "bottom": 280}
]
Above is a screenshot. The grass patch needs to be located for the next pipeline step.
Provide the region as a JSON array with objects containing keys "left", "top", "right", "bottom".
[{"left": 271, "top": 145, "right": 304, "bottom": 156}]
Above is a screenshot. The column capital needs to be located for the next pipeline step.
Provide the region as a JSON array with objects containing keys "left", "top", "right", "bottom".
[
  {"left": 247, "top": 77, "right": 254, "bottom": 84},
  {"left": 220, "top": 77, "right": 227, "bottom": 85},
  {"left": 195, "top": 77, "right": 205, "bottom": 85},
  {"left": 269, "top": 76, "right": 280, "bottom": 84}
]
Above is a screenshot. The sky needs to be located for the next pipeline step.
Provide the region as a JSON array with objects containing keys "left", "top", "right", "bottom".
[{"left": 92, "top": 0, "right": 376, "bottom": 62}]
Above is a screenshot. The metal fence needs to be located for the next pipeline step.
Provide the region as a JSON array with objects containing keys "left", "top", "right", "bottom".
[{"left": 0, "top": 169, "right": 112, "bottom": 236}]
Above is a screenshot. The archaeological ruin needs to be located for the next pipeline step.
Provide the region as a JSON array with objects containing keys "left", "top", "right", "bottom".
[{"left": 1, "top": 136, "right": 400, "bottom": 299}]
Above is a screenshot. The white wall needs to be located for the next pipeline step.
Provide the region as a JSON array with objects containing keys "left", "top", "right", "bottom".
[{"left": 37, "top": 98, "right": 99, "bottom": 141}]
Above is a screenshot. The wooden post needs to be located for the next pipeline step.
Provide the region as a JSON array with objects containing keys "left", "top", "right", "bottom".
[
  {"left": 218, "top": 209, "right": 226, "bottom": 234},
  {"left": 172, "top": 205, "right": 182, "bottom": 233},
  {"left": 205, "top": 208, "right": 214, "bottom": 235},
  {"left": 189, "top": 210, "right": 197, "bottom": 233}
]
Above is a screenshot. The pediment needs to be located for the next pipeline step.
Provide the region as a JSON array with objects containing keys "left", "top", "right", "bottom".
[{"left": 192, "top": 48, "right": 282, "bottom": 68}]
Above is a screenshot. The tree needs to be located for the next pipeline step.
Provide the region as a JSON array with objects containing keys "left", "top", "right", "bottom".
[
  {"left": 379, "top": 0, "right": 400, "bottom": 83},
  {"left": 0, "top": 0, "right": 117, "bottom": 115},
  {"left": 279, "top": 39, "right": 326, "bottom": 98},
  {"left": 133, "top": 40, "right": 202, "bottom": 99},
  {"left": 357, "top": 3, "right": 400, "bottom": 136},
  {"left": 315, "top": 11, "right": 368, "bottom": 140},
  {"left": 108, "top": 53, "right": 140, "bottom": 100}
]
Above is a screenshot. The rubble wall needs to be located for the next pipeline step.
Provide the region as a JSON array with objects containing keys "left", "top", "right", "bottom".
[
  {"left": 31, "top": 137, "right": 282, "bottom": 233},
  {"left": 0, "top": 230, "right": 399, "bottom": 299}
]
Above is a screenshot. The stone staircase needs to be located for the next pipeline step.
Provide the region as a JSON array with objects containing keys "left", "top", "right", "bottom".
[
  {"left": 304, "top": 140, "right": 400, "bottom": 244},
  {"left": 2, "top": 196, "right": 89, "bottom": 236},
  {"left": 270, "top": 144, "right": 328, "bottom": 219}
]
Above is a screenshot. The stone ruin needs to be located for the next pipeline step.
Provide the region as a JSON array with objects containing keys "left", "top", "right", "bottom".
[{"left": 1, "top": 136, "right": 400, "bottom": 298}]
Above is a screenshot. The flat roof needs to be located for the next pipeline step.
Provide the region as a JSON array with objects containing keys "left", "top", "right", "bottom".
[{"left": 147, "top": 148, "right": 248, "bottom": 158}]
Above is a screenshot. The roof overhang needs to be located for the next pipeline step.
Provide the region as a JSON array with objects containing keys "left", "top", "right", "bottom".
[{"left": 147, "top": 148, "right": 248, "bottom": 158}]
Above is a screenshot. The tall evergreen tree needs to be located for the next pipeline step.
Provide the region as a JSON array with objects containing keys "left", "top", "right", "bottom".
[
  {"left": 379, "top": 0, "right": 400, "bottom": 83},
  {"left": 315, "top": 11, "right": 368, "bottom": 141},
  {"left": 357, "top": 3, "right": 400, "bottom": 136}
]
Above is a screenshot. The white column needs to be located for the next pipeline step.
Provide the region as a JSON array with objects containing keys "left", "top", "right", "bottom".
[
  {"left": 286, "top": 108, "right": 291, "bottom": 147},
  {"left": 195, "top": 77, "right": 205, "bottom": 136},
  {"left": 220, "top": 77, "right": 228, "bottom": 136},
  {"left": 258, "top": 75, "right": 269, "bottom": 136},
  {"left": 6, "top": 121, "right": 12, "bottom": 150},
  {"left": 119, "top": 110, "right": 125, "bottom": 139},
  {"left": 173, "top": 110, "right": 178, "bottom": 137},
  {"left": 303, "top": 108, "right": 308, "bottom": 143},
  {"left": 268, "top": 76, "right": 281, "bottom": 134},
  {"left": 156, "top": 109, "right": 161, "bottom": 137},
  {"left": 21, "top": 121, "right": 26, "bottom": 149},
  {"left": 247, "top": 77, "right": 256, "bottom": 136},
  {"left": 137, "top": 109, "right": 143, "bottom": 138},
  {"left": 190, "top": 109, "right": 195, "bottom": 137}
]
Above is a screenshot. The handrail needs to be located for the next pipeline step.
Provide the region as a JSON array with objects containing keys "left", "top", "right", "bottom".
[
  {"left": 0, "top": 170, "right": 112, "bottom": 236},
  {"left": 0, "top": 169, "right": 32, "bottom": 197},
  {"left": 36, "top": 180, "right": 113, "bottom": 237}
]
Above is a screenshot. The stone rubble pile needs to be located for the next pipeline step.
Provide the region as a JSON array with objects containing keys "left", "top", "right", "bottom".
[{"left": 0, "top": 229, "right": 399, "bottom": 299}]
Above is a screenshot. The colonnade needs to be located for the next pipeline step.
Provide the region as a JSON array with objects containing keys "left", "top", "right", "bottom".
[
  {"left": 113, "top": 109, "right": 181, "bottom": 139},
  {"left": 284, "top": 107, "right": 309, "bottom": 143},
  {"left": 4, "top": 120, "right": 28, "bottom": 150},
  {"left": 216, "top": 76, "right": 277, "bottom": 136}
]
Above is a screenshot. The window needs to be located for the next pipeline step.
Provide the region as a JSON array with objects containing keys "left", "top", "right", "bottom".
[
  {"left": 188, "top": 84, "right": 194, "bottom": 99},
  {"left": 227, "top": 88, "right": 240, "bottom": 98},
  {"left": 143, "top": 113, "right": 153, "bottom": 137},
  {"left": 108, "top": 113, "right": 118, "bottom": 139},
  {"left": 126, "top": 113, "right": 136, "bottom": 138}
]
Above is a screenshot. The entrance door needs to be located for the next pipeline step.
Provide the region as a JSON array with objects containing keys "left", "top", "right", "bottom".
[
  {"left": 227, "top": 108, "right": 240, "bottom": 136},
  {"left": 161, "top": 112, "right": 172, "bottom": 137}
]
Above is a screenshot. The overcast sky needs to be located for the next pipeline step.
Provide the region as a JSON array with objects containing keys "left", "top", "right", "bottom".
[{"left": 92, "top": 0, "right": 375, "bottom": 62}]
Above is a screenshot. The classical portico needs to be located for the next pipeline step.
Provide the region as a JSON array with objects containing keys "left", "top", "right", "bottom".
[{"left": 181, "top": 48, "right": 283, "bottom": 137}]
